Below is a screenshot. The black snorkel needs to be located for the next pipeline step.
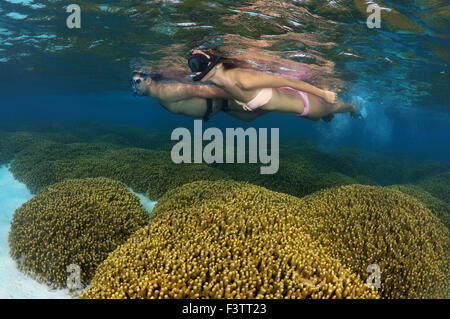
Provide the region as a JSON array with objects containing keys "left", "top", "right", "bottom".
[
  {"left": 188, "top": 54, "right": 221, "bottom": 81},
  {"left": 131, "top": 72, "right": 161, "bottom": 97}
]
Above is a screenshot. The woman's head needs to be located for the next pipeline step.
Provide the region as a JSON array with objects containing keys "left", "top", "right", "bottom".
[
  {"left": 190, "top": 49, "right": 252, "bottom": 70},
  {"left": 188, "top": 48, "right": 253, "bottom": 81},
  {"left": 188, "top": 50, "right": 221, "bottom": 81}
]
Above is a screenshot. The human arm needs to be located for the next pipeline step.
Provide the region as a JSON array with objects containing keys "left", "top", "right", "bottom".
[
  {"left": 234, "top": 70, "right": 337, "bottom": 103},
  {"left": 157, "top": 83, "right": 230, "bottom": 102}
]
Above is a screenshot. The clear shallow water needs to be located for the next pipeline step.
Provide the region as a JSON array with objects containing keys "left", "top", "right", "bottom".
[
  {"left": 0, "top": 0, "right": 448, "bottom": 162},
  {"left": 0, "top": 0, "right": 449, "bottom": 299}
]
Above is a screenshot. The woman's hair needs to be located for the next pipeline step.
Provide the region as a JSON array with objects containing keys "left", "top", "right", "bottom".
[{"left": 199, "top": 48, "right": 254, "bottom": 70}]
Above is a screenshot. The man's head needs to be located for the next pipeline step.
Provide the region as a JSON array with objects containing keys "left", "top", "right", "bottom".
[{"left": 131, "top": 71, "right": 161, "bottom": 96}]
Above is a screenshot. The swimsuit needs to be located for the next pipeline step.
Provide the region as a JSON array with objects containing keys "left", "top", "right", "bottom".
[
  {"left": 235, "top": 87, "right": 309, "bottom": 117},
  {"left": 203, "top": 99, "right": 229, "bottom": 122},
  {"left": 279, "top": 87, "right": 309, "bottom": 117},
  {"left": 234, "top": 88, "right": 273, "bottom": 111}
]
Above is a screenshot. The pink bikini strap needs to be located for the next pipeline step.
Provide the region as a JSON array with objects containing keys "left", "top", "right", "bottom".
[{"left": 280, "top": 87, "right": 309, "bottom": 116}]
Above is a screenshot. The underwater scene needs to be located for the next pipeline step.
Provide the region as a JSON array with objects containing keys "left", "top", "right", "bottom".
[{"left": 0, "top": 0, "right": 449, "bottom": 301}]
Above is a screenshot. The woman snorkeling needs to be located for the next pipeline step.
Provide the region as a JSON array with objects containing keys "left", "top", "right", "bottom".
[
  {"left": 188, "top": 49, "right": 360, "bottom": 122},
  {"left": 131, "top": 71, "right": 268, "bottom": 122}
]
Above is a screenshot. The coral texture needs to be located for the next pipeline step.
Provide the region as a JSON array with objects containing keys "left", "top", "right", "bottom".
[
  {"left": 82, "top": 181, "right": 378, "bottom": 299},
  {"left": 420, "top": 172, "right": 450, "bottom": 205},
  {"left": 213, "top": 153, "right": 358, "bottom": 198},
  {"left": 9, "top": 142, "right": 228, "bottom": 199},
  {"left": 8, "top": 177, "right": 149, "bottom": 288},
  {"left": 298, "top": 185, "right": 450, "bottom": 298},
  {"left": 389, "top": 184, "right": 449, "bottom": 229}
]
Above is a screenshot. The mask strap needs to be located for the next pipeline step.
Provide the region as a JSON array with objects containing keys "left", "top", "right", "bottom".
[{"left": 193, "top": 56, "right": 220, "bottom": 81}]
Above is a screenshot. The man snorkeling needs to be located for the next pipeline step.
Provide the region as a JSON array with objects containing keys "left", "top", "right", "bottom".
[{"left": 131, "top": 71, "right": 268, "bottom": 122}]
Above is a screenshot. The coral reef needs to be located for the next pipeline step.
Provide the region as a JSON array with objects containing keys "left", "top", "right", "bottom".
[
  {"left": 420, "top": 171, "right": 450, "bottom": 205},
  {"left": 8, "top": 177, "right": 149, "bottom": 288},
  {"left": 0, "top": 131, "right": 48, "bottom": 165},
  {"left": 280, "top": 138, "right": 450, "bottom": 186},
  {"left": 81, "top": 180, "right": 378, "bottom": 299},
  {"left": 9, "top": 141, "right": 118, "bottom": 193},
  {"left": 3, "top": 123, "right": 449, "bottom": 299},
  {"left": 0, "top": 130, "right": 10, "bottom": 164},
  {"left": 0, "top": 122, "right": 175, "bottom": 166},
  {"left": 213, "top": 152, "right": 358, "bottom": 198},
  {"left": 57, "top": 121, "right": 174, "bottom": 150},
  {"left": 389, "top": 184, "right": 450, "bottom": 229},
  {"left": 9, "top": 141, "right": 228, "bottom": 199},
  {"left": 298, "top": 185, "right": 450, "bottom": 298},
  {"left": 149, "top": 182, "right": 450, "bottom": 298},
  {"left": 4, "top": 124, "right": 448, "bottom": 200},
  {"left": 100, "top": 148, "right": 229, "bottom": 200}
]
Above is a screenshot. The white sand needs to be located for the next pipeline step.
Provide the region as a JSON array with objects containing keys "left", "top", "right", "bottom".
[
  {"left": 0, "top": 164, "right": 157, "bottom": 298},
  {"left": 0, "top": 165, "right": 71, "bottom": 298},
  {"left": 128, "top": 187, "right": 157, "bottom": 213}
]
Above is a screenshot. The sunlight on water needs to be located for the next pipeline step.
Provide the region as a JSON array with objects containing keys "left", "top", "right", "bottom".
[{"left": 0, "top": 0, "right": 447, "bottom": 154}]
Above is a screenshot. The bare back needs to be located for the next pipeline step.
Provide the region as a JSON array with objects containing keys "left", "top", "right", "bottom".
[{"left": 212, "top": 68, "right": 309, "bottom": 115}]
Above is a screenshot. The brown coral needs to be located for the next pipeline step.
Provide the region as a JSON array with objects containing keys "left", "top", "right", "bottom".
[
  {"left": 389, "top": 184, "right": 450, "bottom": 229},
  {"left": 81, "top": 181, "right": 378, "bottom": 299},
  {"left": 213, "top": 152, "right": 357, "bottom": 198},
  {"left": 9, "top": 141, "right": 228, "bottom": 199},
  {"left": 420, "top": 171, "right": 450, "bottom": 205},
  {"left": 8, "top": 177, "right": 149, "bottom": 288},
  {"left": 298, "top": 184, "right": 450, "bottom": 298},
  {"left": 140, "top": 182, "right": 450, "bottom": 299},
  {"left": 0, "top": 131, "right": 48, "bottom": 165}
]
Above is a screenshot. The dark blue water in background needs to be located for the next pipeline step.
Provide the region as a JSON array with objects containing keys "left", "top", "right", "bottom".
[{"left": 0, "top": 0, "right": 449, "bottom": 162}]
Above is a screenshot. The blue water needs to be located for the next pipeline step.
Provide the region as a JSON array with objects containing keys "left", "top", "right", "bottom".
[
  {"left": 1, "top": 86, "right": 449, "bottom": 162},
  {"left": 0, "top": 0, "right": 449, "bottom": 300},
  {"left": 0, "top": 0, "right": 449, "bottom": 163}
]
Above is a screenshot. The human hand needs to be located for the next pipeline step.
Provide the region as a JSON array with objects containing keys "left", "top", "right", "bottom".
[{"left": 323, "top": 90, "right": 338, "bottom": 104}]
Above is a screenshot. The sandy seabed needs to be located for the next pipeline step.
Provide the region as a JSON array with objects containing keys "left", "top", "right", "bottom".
[
  {"left": 0, "top": 165, "right": 71, "bottom": 298},
  {"left": 0, "top": 165, "right": 156, "bottom": 299}
]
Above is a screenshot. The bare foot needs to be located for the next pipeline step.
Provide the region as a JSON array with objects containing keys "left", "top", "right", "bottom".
[
  {"left": 323, "top": 90, "right": 338, "bottom": 104},
  {"left": 350, "top": 105, "right": 363, "bottom": 119}
]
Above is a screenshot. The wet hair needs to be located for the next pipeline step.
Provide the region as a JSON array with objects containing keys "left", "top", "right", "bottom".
[{"left": 198, "top": 49, "right": 253, "bottom": 70}]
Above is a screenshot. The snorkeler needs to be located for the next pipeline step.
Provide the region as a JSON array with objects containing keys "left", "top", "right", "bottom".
[
  {"left": 188, "top": 49, "right": 360, "bottom": 122},
  {"left": 131, "top": 71, "right": 268, "bottom": 122}
]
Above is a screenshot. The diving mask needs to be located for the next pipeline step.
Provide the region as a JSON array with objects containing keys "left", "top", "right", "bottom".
[
  {"left": 188, "top": 53, "right": 221, "bottom": 81},
  {"left": 131, "top": 72, "right": 160, "bottom": 96}
]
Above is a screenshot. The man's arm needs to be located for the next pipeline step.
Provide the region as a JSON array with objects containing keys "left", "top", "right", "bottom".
[{"left": 159, "top": 83, "right": 230, "bottom": 102}]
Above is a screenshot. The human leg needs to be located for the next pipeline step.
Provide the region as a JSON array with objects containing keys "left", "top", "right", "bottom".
[{"left": 305, "top": 94, "right": 358, "bottom": 121}]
